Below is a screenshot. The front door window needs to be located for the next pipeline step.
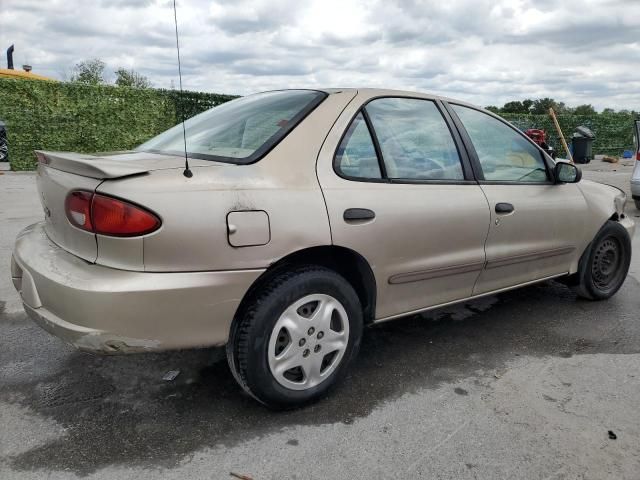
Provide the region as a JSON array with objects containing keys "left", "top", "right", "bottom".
[{"left": 452, "top": 105, "right": 548, "bottom": 182}]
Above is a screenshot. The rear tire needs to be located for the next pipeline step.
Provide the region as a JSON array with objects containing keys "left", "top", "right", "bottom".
[
  {"left": 572, "top": 220, "right": 631, "bottom": 300},
  {"left": 634, "top": 199, "right": 640, "bottom": 211},
  {"left": 226, "top": 266, "right": 363, "bottom": 409}
]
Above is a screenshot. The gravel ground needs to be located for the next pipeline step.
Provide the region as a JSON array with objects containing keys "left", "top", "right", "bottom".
[{"left": 1, "top": 161, "right": 639, "bottom": 480}]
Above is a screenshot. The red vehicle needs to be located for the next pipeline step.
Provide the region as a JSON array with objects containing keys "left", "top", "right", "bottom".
[{"left": 525, "top": 128, "right": 556, "bottom": 159}]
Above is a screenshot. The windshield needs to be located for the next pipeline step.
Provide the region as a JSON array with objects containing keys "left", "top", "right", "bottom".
[{"left": 137, "top": 90, "right": 326, "bottom": 163}]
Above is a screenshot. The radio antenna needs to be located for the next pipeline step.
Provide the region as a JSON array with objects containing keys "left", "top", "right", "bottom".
[{"left": 172, "top": 0, "right": 192, "bottom": 178}]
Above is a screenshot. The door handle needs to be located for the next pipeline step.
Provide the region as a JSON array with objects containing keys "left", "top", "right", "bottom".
[
  {"left": 344, "top": 208, "right": 375, "bottom": 222},
  {"left": 495, "top": 202, "right": 514, "bottom": 214}
]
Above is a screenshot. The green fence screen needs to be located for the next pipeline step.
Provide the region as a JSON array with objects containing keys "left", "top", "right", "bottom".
[
  {"left": 0, "top": 79, "right": 236, "bottom": 170},
  {"left": 501, "top": 113, "right": 636, "bottom": 157}
]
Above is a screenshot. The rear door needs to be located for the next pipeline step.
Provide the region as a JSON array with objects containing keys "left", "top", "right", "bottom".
[
  {"left": 317, "top": 94, "right": 491, "bottom": 320},
  {"left": 446, "top": 103, "right": 587, "bottom": 295}
]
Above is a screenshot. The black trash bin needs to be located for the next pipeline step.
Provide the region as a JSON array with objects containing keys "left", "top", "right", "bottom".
[
  {"left": 572, "top": 126, "right": 595, "bottom": 164},
  {"left": 0, "top": 120, "right": 8, "bottom": 163}
]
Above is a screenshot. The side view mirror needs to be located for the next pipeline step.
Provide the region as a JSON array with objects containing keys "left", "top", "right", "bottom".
[{"left": 554, "top": 161, "right": 581, "bottom": 184}]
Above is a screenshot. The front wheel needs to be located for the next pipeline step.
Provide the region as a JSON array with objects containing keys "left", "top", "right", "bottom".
[
  {"left": 226, "top": 266, "right": 363, "bottom": 409},
  {"left": 573, "top": 220, "right": 631, "bottom": 300}
]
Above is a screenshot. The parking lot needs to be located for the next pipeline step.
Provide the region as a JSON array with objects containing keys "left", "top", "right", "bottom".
[{"left": 1, "top": 161, "right": 639, "bottom": 480}]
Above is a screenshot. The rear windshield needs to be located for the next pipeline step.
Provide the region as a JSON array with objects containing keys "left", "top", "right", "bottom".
[{"left": 138, "top": 90, "right": 326, "bottom": 164}]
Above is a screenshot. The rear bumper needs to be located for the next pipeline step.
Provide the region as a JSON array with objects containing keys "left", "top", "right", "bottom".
[{"left": 12, "top": 223, "right": 263, "bottom": 353}]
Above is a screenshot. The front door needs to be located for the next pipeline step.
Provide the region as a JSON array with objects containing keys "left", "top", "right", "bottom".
[
  {"left": 317, "top": 95, "right": 491, "bottom": 320},
  {"left": 447, "top": 103, "right": 587, "bottom": 294}
]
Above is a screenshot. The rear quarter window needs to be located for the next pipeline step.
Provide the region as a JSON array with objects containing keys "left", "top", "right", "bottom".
[{"left": 335, "top": 112, "right": 382, "bottom": 179}]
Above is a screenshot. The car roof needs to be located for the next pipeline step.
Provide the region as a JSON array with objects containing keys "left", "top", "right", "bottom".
[
  {"left": 253, "top": 87, "right": 480, "bottom": 111},
  {"left": 318, "top": 87, "right": 477, "bottom": 109}
]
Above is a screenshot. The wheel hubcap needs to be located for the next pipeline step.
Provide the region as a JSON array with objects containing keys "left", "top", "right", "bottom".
[
  {"left": 591, "top": 236, "right": 622, "bottom": 291},
  {"left": 268, "top": 294, "right": 349, "bottom": 391}
]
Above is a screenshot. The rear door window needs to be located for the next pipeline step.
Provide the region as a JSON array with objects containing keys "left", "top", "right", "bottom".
[{"left": 365, "top": 98, "right": 464, "bottom": 181}]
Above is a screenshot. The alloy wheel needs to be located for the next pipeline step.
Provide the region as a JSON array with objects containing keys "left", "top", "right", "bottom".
[{"left": 268, "top": 294, "right": 350, "bottom": 391}]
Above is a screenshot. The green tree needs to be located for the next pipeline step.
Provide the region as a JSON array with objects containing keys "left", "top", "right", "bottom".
[
  {"left": 501, "top": 100, "right": 534, "bottom": 114},
  {"left": 573, "top": 104, "right": 596, "bottom": 115},
  {"left": 602, "top": 108, "right": 615, "bottom": 114},
  {"left": 530, "top": 97, "right": 558, "bottom": 114},
  {"left": 485, "top": 105, "right": 501, "bottom": 114},
  {"left": 502, "top": 101, "right": 526, "bottom": 114},
  {"left": 115, "top": 68, "right": 151, "bottom": 88},
  {"left": 71, "top": 58, "right": 106, "bottom": 85}
]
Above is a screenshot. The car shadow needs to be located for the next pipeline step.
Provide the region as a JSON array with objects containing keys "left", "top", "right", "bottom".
[{"left": 2, "top": 276, "right": 640, "bottom": 475}]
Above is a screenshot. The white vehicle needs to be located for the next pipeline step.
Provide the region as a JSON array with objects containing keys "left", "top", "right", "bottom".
[{"left": 632, "top": 119, "right": 640, "bottom": 210}]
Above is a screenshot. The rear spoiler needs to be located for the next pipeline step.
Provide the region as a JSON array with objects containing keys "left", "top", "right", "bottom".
[{"left": 35, "top": 151, "right": 151, "bottom": 179}]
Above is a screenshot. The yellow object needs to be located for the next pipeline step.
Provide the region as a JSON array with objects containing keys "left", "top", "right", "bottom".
[
  {"left": 0, "top": 68, "right": 54, "bottom": 81},
  {"left": 549, "top": 107, "right": 573, "bottom": 163},
  {"left": 507, "top": 151, "right": 539, "bottom": 168}
]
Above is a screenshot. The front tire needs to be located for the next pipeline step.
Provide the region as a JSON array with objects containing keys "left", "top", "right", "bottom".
[
  {"left": 573, "top": 220, "right": 631, "bottom": 300},
  {"left": 226, "top": 266, "right": 363, "bottom": 409}
]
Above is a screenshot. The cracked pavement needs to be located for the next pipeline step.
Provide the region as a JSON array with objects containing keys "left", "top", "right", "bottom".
[{"left": 1, "top": 161, "right": 639, "bottom": 479}]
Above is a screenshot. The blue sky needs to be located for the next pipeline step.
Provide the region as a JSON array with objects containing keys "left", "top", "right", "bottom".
[{"left": 1, "top": 0, "right": 639, "bottom": 110}]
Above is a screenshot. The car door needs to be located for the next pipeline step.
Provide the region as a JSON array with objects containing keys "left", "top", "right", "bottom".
[
  {"left": 317, "top": 95, "right": 491, "bottom": 320},
  {"left": 446, "top": 103, "right": 588, "bottom": 295}
]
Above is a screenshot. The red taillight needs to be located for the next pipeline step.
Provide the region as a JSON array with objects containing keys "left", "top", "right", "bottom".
[
  {"left": 92, "top": 194, "right": 160, "bottom": 236},
  {"left": 636, "top": 151, "right": 640, "bottom": 161},
  {"left": 65, "top": 190, "right": 93, "bottom": 231},
  {"left": 65, "top": 191, "right": 160, "bottom": 237}
]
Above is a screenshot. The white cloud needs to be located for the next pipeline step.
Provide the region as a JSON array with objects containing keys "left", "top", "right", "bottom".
[{"left": 0, "top": 0, "right": 639, "bottom": 110}]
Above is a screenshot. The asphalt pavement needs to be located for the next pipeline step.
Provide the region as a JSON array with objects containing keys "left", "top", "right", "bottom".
[{"left": 1, "top": 160, "right": 639, "bottom": 479}]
